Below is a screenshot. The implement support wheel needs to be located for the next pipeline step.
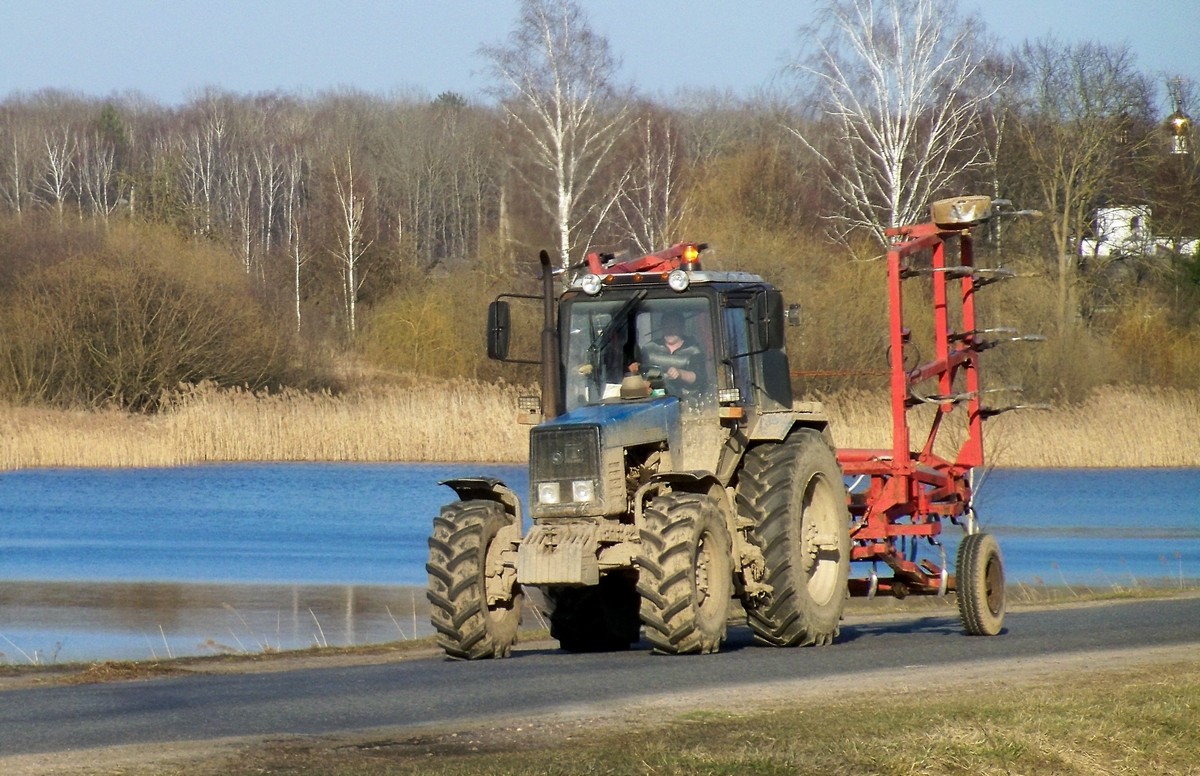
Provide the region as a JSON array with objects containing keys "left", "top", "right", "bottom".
[
  {"left": 426, "top": 500, "right": 523, "bottom": 659},
  {"left": 956, "top": 532, "right": 1006, "bottom": 636}
]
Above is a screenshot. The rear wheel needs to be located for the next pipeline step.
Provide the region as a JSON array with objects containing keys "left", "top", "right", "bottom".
[
  {"left": 637, "top": 493, "right": 733, "bottom": 655},
  {"left": 736, "top": 430, "right": 850, "bottom": 647},
  {"left": 956, "top": 532, "right": 1005, "bottom": 636},
  {"left": 547, "top": 574, "right": 641, "bottom": 652},
  {"left": 426, "top": 500, "right": 522, "bottom": 659}
]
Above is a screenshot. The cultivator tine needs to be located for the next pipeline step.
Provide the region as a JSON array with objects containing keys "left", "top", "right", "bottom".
[
  {"left": 978, "top": 402, "right": 1052, "bottom": 418},
  {"left": 974, "top": 332, "right": 1046, "bottom": 352},
  {"left": 980, "top": 385, "right": 1024, "bottom": 396},
  {"left": 973, "top": 385, "right": 1051, "bottom": 417},
  {"left": 948, "top": 327, "right": 1017, "bottom": 342},
  {"left": 970, "top": 267, "right": 1016, "bottom": 287},
  {"left": 909, "top": 388, "right": 976, "bottom": 405},
  {"left": 899, "top": 266, "right": 1015, "bottom": 286}
]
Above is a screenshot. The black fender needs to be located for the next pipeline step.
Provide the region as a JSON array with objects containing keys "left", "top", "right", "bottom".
[
  {"left": 439, "top": 477, "right": 524, "bottom": 527},
  {"left": 632, "top": 470, "right": 727, "bottom": 526}
]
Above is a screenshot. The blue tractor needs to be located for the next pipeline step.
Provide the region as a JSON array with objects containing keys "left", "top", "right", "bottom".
[{"left": 426, "top": 242, "right": 852, "bottom": 657}]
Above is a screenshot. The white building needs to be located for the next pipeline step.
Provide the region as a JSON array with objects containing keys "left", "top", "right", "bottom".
[{"left": 1079, "top": 205, "right": 1198, "bottom": 257}]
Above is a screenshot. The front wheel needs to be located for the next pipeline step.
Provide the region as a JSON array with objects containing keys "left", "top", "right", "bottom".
[
  {"left": 637, "top": 493, "right": 734, "bottom": 655},
  {"left": 426, "top": 500, "right": 523, "bottom": 659},
  {"left": 956, "top": 532, "right": 1005, "bottom": 636}
]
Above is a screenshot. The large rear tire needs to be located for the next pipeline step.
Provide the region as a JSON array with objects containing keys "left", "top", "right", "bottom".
[
  {"left": 426, "top": 500, "right": 523, "bottom": 659},
  {"left": 736, "top": 430, "right": 850, "bottom": 647},
  {"left": 956, "top": 532, "right": 1006, "bottom": 636},
  {"left": 637, "top": 493, "right": 733, "bottom": 655},
  {"left": 547, "top": 574, "right": 641, "bottom": 652}
]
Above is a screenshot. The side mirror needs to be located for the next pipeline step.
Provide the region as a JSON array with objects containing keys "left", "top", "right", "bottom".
[
  {"left": 487, "top": 300, "right": 511, "bottom": 360},
  {"left": 758, "top": 290, "right": 787, "bottom": 350}
]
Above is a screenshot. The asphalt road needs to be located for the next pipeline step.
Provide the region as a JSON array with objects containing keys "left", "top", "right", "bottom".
[{"left": 2, "top": 596, "right": 1198, "bottom": 756}]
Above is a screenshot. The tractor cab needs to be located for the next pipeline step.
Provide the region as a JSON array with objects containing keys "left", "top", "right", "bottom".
[
  {"left": 498, "top": 242, "right": 795, "bottom": 420},
  {"left": 561, "top": 290, "right": 716, "bottom": 407}
]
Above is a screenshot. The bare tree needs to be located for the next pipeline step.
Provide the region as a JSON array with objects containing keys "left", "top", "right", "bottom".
[
  {"left": 76, "top": 133, "right": 119, "bottom": 221},
  {"left": 179, "top": 96, "right": 230, "bottom": 235},
  {"left": 282, "top": 144, "right": 309, "bottom": 333},
  {"left": 481, "top": 0, "right": 629, "bottom": 268},
  {"left": 0, "top": 126, "right": 38, "bottom": 217},
  {"left": 330, "top": 150, "right": 371, "bottom": 336},
  {"left": 787, "top": 0, "right": 1003, "bottom": 247},
  {"left": 226, "top": 150, "right": 257, "bottom": 274},
  {"left": 1011, "top": 38, "right": 1154, "bottom": 328},
  {"left": 39, "top": 128, "right": 76, "bottom": 219},
  {"left": 615, "top": 111, "right": 689, "bottom": 253},
  {"left": 254, "top": 143, "right": 284, "bottom": 255}
]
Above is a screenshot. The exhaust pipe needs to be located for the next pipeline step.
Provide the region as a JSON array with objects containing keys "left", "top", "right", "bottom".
[{"left": 539, "top": 250, "right": 561, "bottom": 420}]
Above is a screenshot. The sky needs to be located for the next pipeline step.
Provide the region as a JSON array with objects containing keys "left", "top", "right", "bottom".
[{"left": 2, "top": 1, "right": 1199, "bottom": 112}]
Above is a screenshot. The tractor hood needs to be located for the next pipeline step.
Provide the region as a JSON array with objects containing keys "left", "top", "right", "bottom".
[
  {"left": 528, "top": 397, "right": 682, "bottom": 519},
  {"left": 539, "top": 396, "right": 682, "bottom": 451}
]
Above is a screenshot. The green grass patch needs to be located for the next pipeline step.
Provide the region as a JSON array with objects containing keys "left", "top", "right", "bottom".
[{"left": 211, "top": 656, "right": 1200, "bottom": 776}]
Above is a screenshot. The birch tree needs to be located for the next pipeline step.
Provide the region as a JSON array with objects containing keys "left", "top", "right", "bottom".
[
  {"left": 282, "top": 145, "right": 309, "bottom": 333},
  {"left": 615, "top": 112, "right": 689, "bottom": 253},
  {"left": 0, "top": 126, "right": 37, "bottom": 217},
  {"left": 331, "top": 151, "right": 371, "bottom": 336},
  {"left": 39, "top": 128, "right": 76, "bottom": 219},
  {"left": 480, "top": 0, "right": 629, "bottom": 268},
  {"left": 77, "top": 133, "right": 119, "bottom": 221},
  {"left": 788, "top": 0, "right": 1003, "bottom": 247}
]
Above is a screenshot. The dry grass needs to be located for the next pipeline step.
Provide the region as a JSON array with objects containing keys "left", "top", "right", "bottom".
[
  {"left": 1, "top": 383, "right": 1197, "bottom": 470},
  {"left": 823, "top": 384, "right": 1200, "bottom": 468},
  {"left": 0, "top": 380, "right": 532, "bottom": 470},
  {"left": 184, "top": 650, "right": 1200, "bottom": 776}
]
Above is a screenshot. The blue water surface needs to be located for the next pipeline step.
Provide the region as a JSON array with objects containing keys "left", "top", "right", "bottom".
[
  {"left": 1, "top": 464, "right": 1196, "bottom": 588},
  {"left": 0, "top": 462, "right": 528, "bottom": 587},
  {"left": 0, "top": 464, "right": 1197, "bottom": 663},
  {"left": 970, "top": 468, "right": 1200, "bottom": 586}
]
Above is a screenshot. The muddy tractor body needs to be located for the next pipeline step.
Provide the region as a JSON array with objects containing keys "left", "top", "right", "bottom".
[{"left": 427, "top": 196, "right": 1025, "bottom": 658}]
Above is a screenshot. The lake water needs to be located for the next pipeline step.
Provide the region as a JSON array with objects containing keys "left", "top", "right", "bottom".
[{"left": 1, "top": 464, "right": 1197, "bottom": 663}]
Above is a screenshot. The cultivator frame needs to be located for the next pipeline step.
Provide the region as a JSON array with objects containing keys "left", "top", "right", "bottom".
[{"left": 837, "top": 200, "right": 1023, "bottom": 603}]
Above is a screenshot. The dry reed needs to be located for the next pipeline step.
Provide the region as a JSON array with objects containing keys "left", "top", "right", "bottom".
[
  {"left": 823, "top": 384, "right": 1200, "bottom": 468},
  {"left": 1, "top": 382, "right": 1197, "bottom": 470}
]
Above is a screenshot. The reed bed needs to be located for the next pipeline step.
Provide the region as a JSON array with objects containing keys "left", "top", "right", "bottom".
[
  {"left": 0, "top": 380, "right": 532, "bottom": 470},
  {"left": 1, "top": 383, "right": 1197, "bottom": 470},
  {"left": 822, "top": 384, "right": 1200, "bottom": 468}
]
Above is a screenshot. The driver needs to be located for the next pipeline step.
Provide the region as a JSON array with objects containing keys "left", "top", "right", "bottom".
[{"left": 629, "top": 313, "right": 705, "bottom": 394}]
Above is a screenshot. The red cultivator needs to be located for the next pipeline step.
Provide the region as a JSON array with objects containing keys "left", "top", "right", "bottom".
[{"left": 837, "top": 197, "right": 1039, "bottom": 635}]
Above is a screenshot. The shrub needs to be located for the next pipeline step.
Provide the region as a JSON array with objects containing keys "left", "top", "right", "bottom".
[{"left": 0, "top": 222, "right": 311, "bottom": 410}]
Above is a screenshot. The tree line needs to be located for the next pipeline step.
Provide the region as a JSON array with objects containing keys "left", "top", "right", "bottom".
[{"left": 1, "top": 0, "right": 1199, "bottom": 411}]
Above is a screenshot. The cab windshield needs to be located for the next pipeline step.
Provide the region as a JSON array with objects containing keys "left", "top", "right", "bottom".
[{"left": 562, "top": 294, "right": 716, "bottom": 411}]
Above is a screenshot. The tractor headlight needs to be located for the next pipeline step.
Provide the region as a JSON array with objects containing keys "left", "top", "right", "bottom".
[
  {"left": 580, "top": 273, "right": 603, "bottom": 295},
  {"left": 571, "top": 479, "right": 596, "bottom": 503},
  {"left": 535, "top": 479, "right": 596, "bottom": 505},
  {"left": 667, "top": 269, "right": 690, "bottom": 292},
  {"left": 536, "top": 481, "right": 562, "bottom": 505}
]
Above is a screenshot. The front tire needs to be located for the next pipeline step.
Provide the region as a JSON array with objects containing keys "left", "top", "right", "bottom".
[
  {"left": 736, "top": 430, "right": 851, "bottom": 647},
  {"left": 956, "top": 532, "right": 1005, "bottom": 636},
  {"left": 426, "top": 500, "right": 523, "bottom": 659},
  {"left": 637, "top": 493, "right": 734, "bottom": 655}
]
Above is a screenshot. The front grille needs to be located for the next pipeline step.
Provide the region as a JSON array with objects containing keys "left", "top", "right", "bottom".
[{"left": 530, "top": 425, "right": 601, "bottom": 483}]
